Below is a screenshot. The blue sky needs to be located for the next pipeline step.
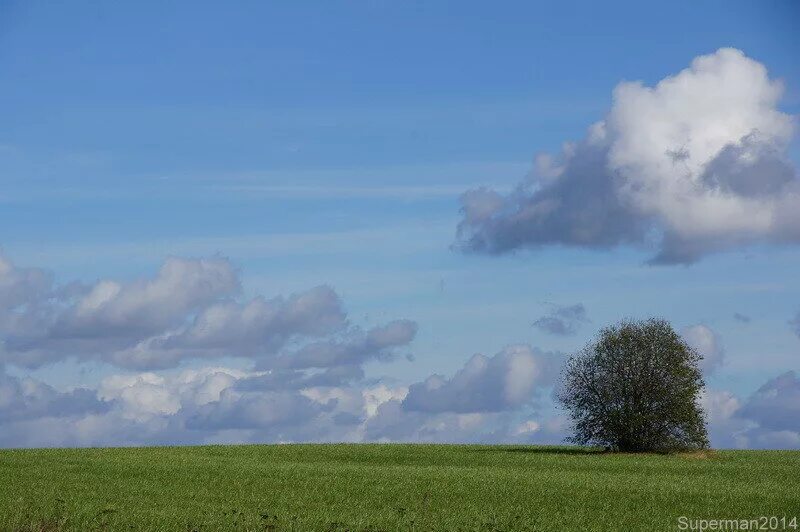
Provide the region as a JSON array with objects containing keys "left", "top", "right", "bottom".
[{"left": 0, "top": 1, "right": 798, "bottom": 448}]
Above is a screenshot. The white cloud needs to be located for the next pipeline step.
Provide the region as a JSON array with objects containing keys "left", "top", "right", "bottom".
[
  {"left": 111, "top": 286, "right": 348, "bottom": 369},
  {"left": 456, "top": 48, "right": 800, "bottom": 264},
  {"left": 698, "top": 388, "right": 750, "bottom": 449},
  {"left": 61, "top": 257, "right": 240, "bottom": 336},
  {"left": 0, "top": 252, "right": 414, "bottom": 371},
  {"left": 402, "top": 345, "right": 561, "bottom": 413},
  {"left": 682, "top": 324, "right": 725, "bottom": 375},
  {"left": 362, "top": 384, "right": 407, "bottom": 418},
  {"left": 697, "top": 373, "right": 800, "bottom": 449},
  {"left": 98, "top": 373, "right": 181, "bottom": 420},
  {"left": 0, "top": 338, "right": 565, "bottom": 447},
  {"left": 97, "top": 368, "right": 248, "bottom": 422}
]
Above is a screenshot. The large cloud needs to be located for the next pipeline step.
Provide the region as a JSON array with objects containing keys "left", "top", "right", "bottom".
[
  {"left": 402, "top": 345, "right": 560, "bottom": 413},
  {"left": 0, "top": 364, "right": 364, "bottom": 447},
  {"left": 55, "top": 257, "right": 240, "bottom": 339},
  {"left": 0, "top": 251, "right": 436, "bottom": 447},
  {"left": 1, "top": 255, "right": 240, "bottom": 367},
  {"left": 0, "top": 340, "right": 564, "bottom": 447},
  {"left": 0, "top": 362, "right": 501, "bottom": 447},
  {"left": 0, "top": 253, "right": 414, "bottom": 371},
  {"left": 108, "top": 286, "right": 348, "bottom": 369},
  {"left": 455, "top": 48, "right": 800, "bottom": 264}
]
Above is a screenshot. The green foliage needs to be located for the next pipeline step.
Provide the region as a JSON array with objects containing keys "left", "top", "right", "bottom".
[
  {"left": 1, "top": 444, "right": 798, "bottom": 531},
  {"left": 558, "top": 318, "right": 709, "bottom": 452}
]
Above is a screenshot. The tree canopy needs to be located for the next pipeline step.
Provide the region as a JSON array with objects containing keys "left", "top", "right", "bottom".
[{"left": 557, "top": 318, "right": 708, "bottom": 452}]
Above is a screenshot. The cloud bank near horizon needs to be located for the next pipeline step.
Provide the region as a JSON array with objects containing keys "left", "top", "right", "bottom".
[
  {"left": 455, "top": 48, "right": 800, "bottom": 264},
  {"left": 0, "top": 251, "right": 567, "bottom": 447},
  {"left": 0, "top": 249, "right": 795, "bottom": 449}
]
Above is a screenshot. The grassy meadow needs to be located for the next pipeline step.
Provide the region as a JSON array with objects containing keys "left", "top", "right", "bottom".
[{"left": 0, "top": 444, "right": 798, "bottom": 531}]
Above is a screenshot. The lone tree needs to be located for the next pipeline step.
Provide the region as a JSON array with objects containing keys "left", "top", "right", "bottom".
[{"left": 557, "top": 318, "right": 708, "bottom": 452}]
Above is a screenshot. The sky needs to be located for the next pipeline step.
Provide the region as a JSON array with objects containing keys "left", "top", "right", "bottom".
[{"left": 0, "top": 0, "right": 799, "bottom": 448}]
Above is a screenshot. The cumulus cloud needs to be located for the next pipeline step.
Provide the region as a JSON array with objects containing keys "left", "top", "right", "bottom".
[
  {"left": 186, "top": 388, "right": 321, "bottom": 432},
  {"left": 682, "top": 324, "right": 725, "bottom": 375},
  {"left": 455, "top": 48, "right": 800, "bottom": 264},
  {"left": 738, "top": 371, "right": 800, "bottom": 434},
  {"left": 0, "top": 253, "right": 413, "bottom": 371},
  {"left": 0, "top": 251, "right": 433, "bottom": 447},
  {"left": 694, "top": 372, "right": 800, "bottom": 449},
  {"left": 532, "top": 303, "right": 589, "bottom": 336},
  {"left": 0, "top": 362, "right": 481, "bottom": 447},
  {"left": 1, "top": 255, "right": 240, "bottom": 367},
  {"left": 698, "top": 388, "right": 749, "bottom": 449},
  {"left": 0, "top": 369, "right": 108, "bottom": 424},
  {"left": 402, "top": 345, "right": 560, "bottom": 413},
  {"left": 97, "top": 368, "right": 246, "bottom": 422},
  {"left": 56, "top": 257, "right": 240, "bottom": 339},
  {"left": 0, "top": 251, "right": 456, "bottom": 447},
  {"left": 0, "top": 340, "right": 566, "bottom": 448},
  {"left": 0, "top": 364, "right": 361, "bottom": 447},
  {"left": 109, "top": 285, "right": 348, "bottom": 369}
]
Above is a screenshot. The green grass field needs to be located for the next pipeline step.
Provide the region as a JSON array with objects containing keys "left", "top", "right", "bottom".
[{"left": 0, "top": 444, "right": 798, "bottom": 531}]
